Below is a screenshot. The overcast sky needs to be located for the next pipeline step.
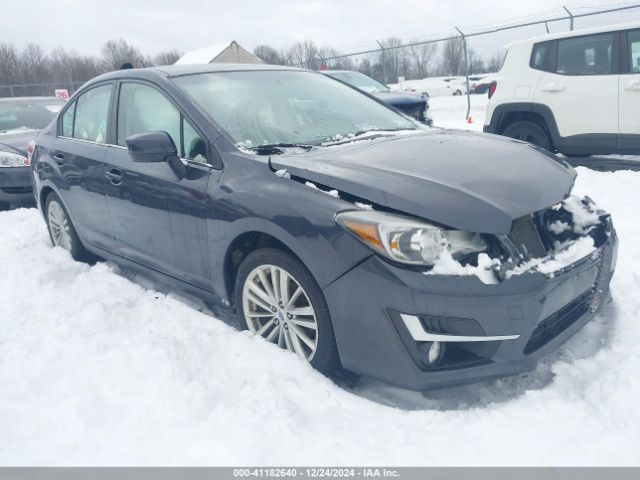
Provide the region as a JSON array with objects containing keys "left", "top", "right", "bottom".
[{"left": 4, "top": 0, "right": 637, "bottom": 56}]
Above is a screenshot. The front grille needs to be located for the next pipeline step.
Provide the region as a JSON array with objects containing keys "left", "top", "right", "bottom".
[
  {"left": 1, "top": 186, "right": 32, "bottom": 194},
  {"left": 524, "top": 289, "right": 593, "bottom": 354}
]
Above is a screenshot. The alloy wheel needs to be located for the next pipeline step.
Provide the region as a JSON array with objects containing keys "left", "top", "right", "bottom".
[
  {"left": 47, "top": 200, "right": 72, "bottom": 251},
  {"left": 242, "top": 264, "right": 318, "bottom": 361}
]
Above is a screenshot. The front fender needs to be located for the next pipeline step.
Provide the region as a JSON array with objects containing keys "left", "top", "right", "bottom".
[{"left": 208, "top": 172, "right": 373, "bottom": 303}]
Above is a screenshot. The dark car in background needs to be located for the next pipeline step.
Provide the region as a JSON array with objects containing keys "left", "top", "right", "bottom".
[
  {"left": 0, "top": 97, "right": 64, "bottom": 210},
  {"left": 323, "top": 70, "right": 432, "bottom": 125},
  {"left": 32, "top": 64, "right": 616, "bottom": 391},
  {"left": 469, "top": 74, "right": 497, "bottom": 94}
]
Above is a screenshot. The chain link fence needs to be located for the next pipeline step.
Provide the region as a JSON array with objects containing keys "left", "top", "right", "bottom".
[
  {"left": 0, "top": 81, "right": 84, "bottom": 99},
  {"left": 2, "top": 3, "right": 639, "bottom": 109},
  {"left": 306, "top": 3, "right": 640, "bottom": 118}
]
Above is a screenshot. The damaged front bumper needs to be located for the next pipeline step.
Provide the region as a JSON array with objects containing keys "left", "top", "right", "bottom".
[{"left": 323, "top": 215, "right": 617, "bottom": 391}]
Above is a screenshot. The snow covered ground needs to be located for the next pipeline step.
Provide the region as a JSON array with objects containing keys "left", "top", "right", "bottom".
[
  {"left": 1, "top": 99, "right": 640, "bottom": 466},
  {"left": 428, "top": 94, "right": 488, "bottom": 130}
]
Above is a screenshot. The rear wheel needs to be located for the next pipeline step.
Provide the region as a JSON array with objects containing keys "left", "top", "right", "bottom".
[
  {"left": 502, "top": 120, "right": 552, "bottom": 152},
  {"left": 0, "top": 202, "right": 10, "bottom": 212},
  {"left": 235, "top": 248, "right": 340, "bottom": 375},
  {"left": 45, "top": 192, "right": 94, "bottom": 262}
]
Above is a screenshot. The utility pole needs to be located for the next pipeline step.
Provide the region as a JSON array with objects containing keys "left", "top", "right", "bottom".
[
  {"left": 376, "top": 40, "right": 387, "bottom": 84},
  {"left": 455, "top": 27, "right": 471, "bottom": 121}
]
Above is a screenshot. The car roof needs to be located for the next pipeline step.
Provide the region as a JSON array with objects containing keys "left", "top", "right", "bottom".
[
  {"left": 89, "top": 62, "right": 305, "bottom": 84},
  {"left": 0, "top": 96, "right": 62, "bottom": 104},
  {"left": 507, "top": 20, "right": 640, "bottom": 48}
]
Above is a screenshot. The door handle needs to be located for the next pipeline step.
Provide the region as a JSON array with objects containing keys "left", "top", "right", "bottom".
[
  {"left": 104, "top": 168, "right": 123, "bottom": 185},
  {"left": 541, "top": 83, "right": 565, "bottom": 92},
  {"left": 53, "top": 152, "right": 65, "bottom": 166},
  {"left": 625, "top": 79, "right": 640, "bottom": 91}
]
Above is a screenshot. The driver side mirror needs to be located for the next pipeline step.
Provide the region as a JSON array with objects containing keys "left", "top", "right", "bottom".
[
  {"left": 126, "top": 131, "right": 178, "bottom": 163},
  {"left": 126, "top": 131, "right": 186, "bottom": 178}
]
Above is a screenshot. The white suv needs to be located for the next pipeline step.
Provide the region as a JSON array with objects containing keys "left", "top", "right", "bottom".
[{"left": 484, "top": 22, "right": 640, "bottom": 156}]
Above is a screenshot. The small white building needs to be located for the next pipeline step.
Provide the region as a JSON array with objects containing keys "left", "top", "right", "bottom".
[{"left": 175, "top": 41, "right": 263, "bottom": 65}]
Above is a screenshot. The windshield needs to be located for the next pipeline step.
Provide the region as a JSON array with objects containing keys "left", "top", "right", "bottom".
[
  {"left": 327, "top": 71, "right": 390, "bottom": 94},
  {"left": 174, "top": 70, "right": 414, "bottom": 149},
  {"left": 0, "top": 100, "right": 63, "bottom": 133}
]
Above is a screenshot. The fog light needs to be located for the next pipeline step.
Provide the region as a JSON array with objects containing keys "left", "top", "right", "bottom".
[
  {"left": 416, "top": 340, "right": 445, "bottom": 367},
  {"left": 425, "top": 341, "right": 444, "bottom": 366}
]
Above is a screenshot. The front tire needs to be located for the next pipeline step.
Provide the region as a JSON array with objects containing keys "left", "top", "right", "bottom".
[
  {"left": 502, "top": 120, "right": 552, "bottom": 151},
  {"left": 234, "top": 248, "right": 340, "bottom": 375},
  {"left": 45, "top": 192, "right": 94, "bottom": 262}
]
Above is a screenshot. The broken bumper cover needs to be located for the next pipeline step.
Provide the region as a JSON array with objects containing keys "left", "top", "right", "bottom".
[{"left": 323, "top": 222, "right": 617, "bottom": 391}]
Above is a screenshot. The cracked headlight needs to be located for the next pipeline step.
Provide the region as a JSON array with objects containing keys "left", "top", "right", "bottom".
[
  {"left": 335, "top": 210, "right": 487, "bottom": 266},
  {"left": 0, "top": 151, "right": 29, "bottom": 168}
]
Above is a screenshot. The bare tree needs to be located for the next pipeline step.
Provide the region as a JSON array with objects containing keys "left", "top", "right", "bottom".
[
  {"left": 0, "top": 40, "right": 187, "bottom": 97},
  {"left": 253, "top": 45, "right": 285, "bottom": 65},
  {"left": 101, "top": 39, "right": 145, "bottom": 70},
  {"left": 467, "top": 49, "right": 486, "bottom": 74},
  {"left": 407, "top": 42, "right": 438, "bottom": 79},
  {"left": 20, "top": 44, "right": 49, "bottom": 84},
  {"left": 0, "top": 44, "right": 20, "bottom": 85},
  {"left": 357, "top": 58, "right": 373, "bottom": 77},
  {"left": 317, "top": 47, "right": 353, "bottom": 70},
  {"left": 285, "top": 40, "right": 320, "bottom": 69},
  {"left": 487, "top": 51, "right": 505, "bottom": 72},
  {"left": 441, "top": 38, "right": 465, "bottom": 76},
  {"left": 378, "top": 37, "right": 406, "bottom": 83},
  {"left": 153, "top": 50, "right": 183, "bottom": 66}
]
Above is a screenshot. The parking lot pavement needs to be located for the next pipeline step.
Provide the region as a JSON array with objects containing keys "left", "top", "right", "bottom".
[{"left": 562, "top": 155, "right": 640, "bottom": 172}]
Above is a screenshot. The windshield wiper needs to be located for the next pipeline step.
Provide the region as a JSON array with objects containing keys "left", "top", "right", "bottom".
[
  {"left": 246, "top": 143, "right": 315, "bottom": 155},
  {"left": 321, "top": 128, "right": 416, "bottom": 146}
]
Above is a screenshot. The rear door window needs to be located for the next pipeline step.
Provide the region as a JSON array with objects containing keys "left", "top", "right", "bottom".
[
  {"left": 556, "top": 33, "right": 614, "bottom": 75},
  {"left": 73, "top": 84, "right": 112, "bottom": 143}
]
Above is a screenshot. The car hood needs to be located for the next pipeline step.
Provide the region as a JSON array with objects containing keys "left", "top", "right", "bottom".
[
  {"left": 269, "top": 130, "right": 575, "bottom": 234},
  {"left": 0, "top": 129, "right": 38, "bottom": 156},
  {"left": 372, "top": 91, "right": 427, "bottom": 108}
]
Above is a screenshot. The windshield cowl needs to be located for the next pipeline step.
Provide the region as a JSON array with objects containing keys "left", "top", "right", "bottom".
[{"left": 238, "top": 129, "right": 422, "bottom": 155}]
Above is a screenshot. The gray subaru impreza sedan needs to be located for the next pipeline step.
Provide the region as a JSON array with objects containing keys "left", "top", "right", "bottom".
[{"left": 31, "top": 64, "right": 617, "bottom": 390}]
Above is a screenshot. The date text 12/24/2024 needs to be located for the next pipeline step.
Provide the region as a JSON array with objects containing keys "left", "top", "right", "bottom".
[{"left": 233, "top": 469, "right": 400, "bottom": 478}]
